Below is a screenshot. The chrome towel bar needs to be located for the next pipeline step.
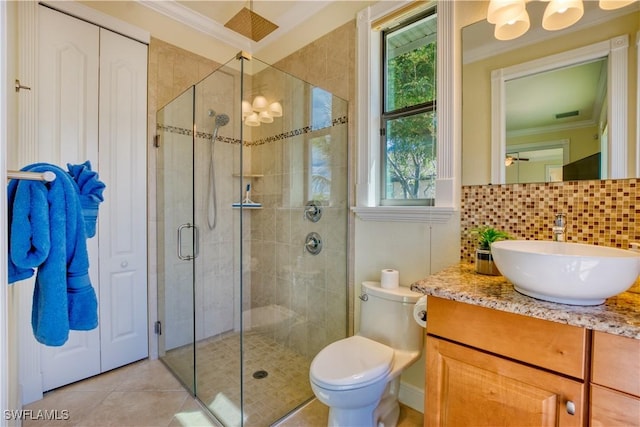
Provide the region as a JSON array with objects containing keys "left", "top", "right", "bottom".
[{"left": 7, "top": 170, "right": 57, "bottom": 182}]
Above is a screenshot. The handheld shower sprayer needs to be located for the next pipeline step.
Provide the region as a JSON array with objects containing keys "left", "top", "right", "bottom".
[
  {"left": 207, "top": 112, "right": 230, "bottom": 230},
  {"left": 212, "top": 114, "right": 230, "bottom": 141}
]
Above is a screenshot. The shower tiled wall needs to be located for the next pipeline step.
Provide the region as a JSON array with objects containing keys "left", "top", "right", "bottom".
[
  {"left": 275, "top": 21, "right": 357, "bottom": 336},
  {"left": 260, "top": 21, "right": 356, "bottom": 353},
  {"left": 460, "top": 179, "right": 640, "bottom": 263},
  {"left": 246, "top": 67, "right": 350, "bottom": 357}
]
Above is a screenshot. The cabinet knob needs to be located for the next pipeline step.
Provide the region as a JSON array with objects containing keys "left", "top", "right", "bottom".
[{"left": 566, "top": 400, "right": 576, "bottom": 415}]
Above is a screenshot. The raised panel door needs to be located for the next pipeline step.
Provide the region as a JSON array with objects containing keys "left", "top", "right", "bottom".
[
  {"left": 38, "top": 5, "right": 101, "bottom": 392},
  {"left": 97, "top": 28, "right": 148, "bottom": 372},
  {"left": 426, "top": 336, "right": 585, "bottom": 427},
  {"left": 590, "top": 384, "right": 640, "bottom": 426}
]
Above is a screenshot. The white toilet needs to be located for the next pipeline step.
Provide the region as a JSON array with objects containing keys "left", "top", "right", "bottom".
[{"left": 309, "top": 281, "right": 424, "bottom": 427}]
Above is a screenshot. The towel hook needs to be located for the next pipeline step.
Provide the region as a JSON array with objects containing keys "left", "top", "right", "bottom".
[{"left": 15, "top": 79, "right": 31, "bottom": 92}]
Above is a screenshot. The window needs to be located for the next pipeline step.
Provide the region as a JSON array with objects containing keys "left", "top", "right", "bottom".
[
  {"left": 309, "top": 87, "right": 333, "bottom": 202},
  {"left": 381, "top": 10, "right": 437, "bottom": 206},
  {"left": 355, "top": 1, "right": 456, "bottom": 221}
]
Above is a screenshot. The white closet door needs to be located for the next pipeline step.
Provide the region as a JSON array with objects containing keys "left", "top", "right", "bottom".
[
  {"left": 98, "top": 28, "right": 148, "bottom": 371},
  {"left": 38, "top": 5, "right": 101, "bottom": 391}
]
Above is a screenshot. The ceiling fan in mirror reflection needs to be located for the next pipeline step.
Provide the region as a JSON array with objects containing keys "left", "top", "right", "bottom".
[
  {"left": 487, "top": 0, "right": 637, "bottom": 40},
  {"left": 504, "top": 155, "right": 529, "bottom": 166}
]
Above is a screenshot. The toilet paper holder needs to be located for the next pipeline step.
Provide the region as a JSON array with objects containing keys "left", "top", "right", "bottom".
[{"left": 413, "top": 295, "right": 427, "bottom": 328}]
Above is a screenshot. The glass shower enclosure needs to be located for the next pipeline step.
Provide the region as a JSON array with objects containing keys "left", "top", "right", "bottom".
[{"left": 156, "top": 53, "right": 349, "bottom": 426}]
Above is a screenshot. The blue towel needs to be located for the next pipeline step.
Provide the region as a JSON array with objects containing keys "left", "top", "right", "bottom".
[
  {"left": 67, "top": 161, "right": 105, "bottom": 238},
  {"left": 7, "top": 178, "right": 49, "bottom": 283},
  {"left": 7, "top": 163, "right": 98, "bottom": 346}
]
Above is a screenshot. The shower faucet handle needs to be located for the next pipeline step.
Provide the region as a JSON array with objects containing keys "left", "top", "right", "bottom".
[
  {"left": 304, "top": 232, "right": 322, "bottom": 255},
  {"left": 304, "top": 200, "right": 322, "bottom": 222}
]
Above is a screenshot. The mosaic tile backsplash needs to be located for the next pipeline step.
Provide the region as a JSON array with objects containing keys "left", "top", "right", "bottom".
[{"left": 460, "top": 179, "right": 640, "bottom": 263}]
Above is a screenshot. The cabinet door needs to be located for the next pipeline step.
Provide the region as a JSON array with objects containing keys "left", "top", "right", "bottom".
[
  {"left": 591, "top": 384, "right": 640, "bottom": 426},
  {"left": 592, "top": 331, "right": 640, "bottom": 397},
  {"left": 426, "top": 336, "right": 585, "bottom": 427}
]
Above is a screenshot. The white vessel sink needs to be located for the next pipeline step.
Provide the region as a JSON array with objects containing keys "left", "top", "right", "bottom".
[{"left": 490, "top": 240, "right": 640, "bottom": 306}]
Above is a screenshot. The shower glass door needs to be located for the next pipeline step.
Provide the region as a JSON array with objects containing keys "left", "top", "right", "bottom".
[
  {"left": 157, "top": 53, "right": 349, "bottom": 426},
  {"left": 191, "top": 58, "right": 243, "bottom": 427},
  {"left": 156, "top": 87, "right": 197, "bottom": 395}
]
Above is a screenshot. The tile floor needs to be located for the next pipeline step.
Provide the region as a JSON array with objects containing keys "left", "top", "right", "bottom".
[
  {"left": 23, "top": 358, "right": 424, "bottom": 427},
  {"left": 162, "top": 331, "right": 312, "bottom": 426}
]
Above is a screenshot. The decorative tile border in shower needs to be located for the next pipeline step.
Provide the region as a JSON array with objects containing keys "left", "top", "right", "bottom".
[
  {"left": 246, "top": 116, "right": 349, "bottom": 147},
  {"left": 156, "top": 115, "right": 348, "bottom": 146},
  {"left": 460, "top": 179, "right": 640, "bottom": 263}
]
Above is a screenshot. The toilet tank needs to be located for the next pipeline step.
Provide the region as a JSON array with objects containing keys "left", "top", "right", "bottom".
[{"left": 359, "top": 281, "right": 424, "bottom": 352}]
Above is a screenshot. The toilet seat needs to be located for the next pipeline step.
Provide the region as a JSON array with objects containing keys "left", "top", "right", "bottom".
[{"left": 310, "top": 335, "right": 394, "bottom": 391}]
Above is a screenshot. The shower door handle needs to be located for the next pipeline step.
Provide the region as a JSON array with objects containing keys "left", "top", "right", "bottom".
[{"left": 177, "top": 223, "right": 199, "bottom": 260}]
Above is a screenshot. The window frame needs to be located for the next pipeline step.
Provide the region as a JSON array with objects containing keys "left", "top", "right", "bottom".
[
  {"left": 353, "top": 0, "right": 458, "bottom": 222},
  {"left": 381, "top": 11, "right": 437, "bottom": 206}
]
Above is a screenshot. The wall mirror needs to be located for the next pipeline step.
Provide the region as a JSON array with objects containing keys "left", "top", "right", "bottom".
[{"left": 461, "top": 0, "right": 639, "bottom": 185}]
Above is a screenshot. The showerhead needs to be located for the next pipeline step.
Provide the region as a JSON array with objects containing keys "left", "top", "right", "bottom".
[
  {"left": 215, "top": 114, "right": 230, "bottom": 128},
  {"left": 211, "top": 113, "right": 230, "bottom": 142}
]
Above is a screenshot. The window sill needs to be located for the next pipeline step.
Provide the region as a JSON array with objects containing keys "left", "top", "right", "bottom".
[{"left": 351, "top": 206, "right": 456, "bottom": 223}]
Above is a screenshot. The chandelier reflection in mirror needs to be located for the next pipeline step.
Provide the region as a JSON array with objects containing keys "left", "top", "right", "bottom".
[
  {"left": 487, "top": 0, "right": 637, "bottom": 40},
  {"left": 242, "top": 96, "right": 283, "bottom": 127}
]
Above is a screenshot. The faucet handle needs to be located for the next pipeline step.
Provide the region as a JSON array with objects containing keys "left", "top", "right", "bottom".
[{"left": 554, "top": 213, "right": 566, "bottom": 227}]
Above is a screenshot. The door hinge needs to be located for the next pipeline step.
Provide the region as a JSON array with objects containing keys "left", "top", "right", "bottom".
[
  {"left": 153, "top": 134, "right": 160, "bottom": 148},
  {"left": 380, "top": 128, "right": 386, "bottom": 136},
  {"left": 154, "top": 320, "right": 162, "bottom": 335}
]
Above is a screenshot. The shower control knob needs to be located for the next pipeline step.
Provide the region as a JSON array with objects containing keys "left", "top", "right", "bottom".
[
  {"left": 304, "top": 201, "right": 322, "bottom": 222},
  {"left": 305, "top": 232, "right": 322, "bottom": 255}
]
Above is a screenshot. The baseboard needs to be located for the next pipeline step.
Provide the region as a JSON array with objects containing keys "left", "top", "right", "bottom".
[{"left": 399, "top": 381, "right": 424, "bottom": 413}]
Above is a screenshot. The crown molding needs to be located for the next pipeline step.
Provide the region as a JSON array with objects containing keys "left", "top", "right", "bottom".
[
  {"left": 136, "top": 0, "right": 333, "bottom": 57},
  {"left": 137, "top": 0, "right": 251, "bottom": 51}
]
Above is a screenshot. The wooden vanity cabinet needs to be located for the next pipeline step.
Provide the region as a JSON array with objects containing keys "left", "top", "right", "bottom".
[
  {"left": 590, "top": 331, "right": 640, "bottom": 426},
  {"left": 425, "top": 297, "right": 588, "bottom": 427}
]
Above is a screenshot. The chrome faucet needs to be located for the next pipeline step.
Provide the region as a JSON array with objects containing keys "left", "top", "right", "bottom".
[{"left": 552, "top": 213, "right": 566, "bottom": 242}]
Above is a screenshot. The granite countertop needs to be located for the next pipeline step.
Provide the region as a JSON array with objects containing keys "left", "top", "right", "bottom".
[{"left": 410, "top": 263, "right": 640, "bottom": 340}]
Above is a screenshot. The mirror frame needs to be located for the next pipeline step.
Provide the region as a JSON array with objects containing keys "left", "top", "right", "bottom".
[{"left": 491, "top": 35, "right": 629, "bottom": 184}]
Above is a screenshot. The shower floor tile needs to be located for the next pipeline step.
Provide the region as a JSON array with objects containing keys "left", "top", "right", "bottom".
[{"left": 162, "top": 330, "right": 312, "bottom": 426}]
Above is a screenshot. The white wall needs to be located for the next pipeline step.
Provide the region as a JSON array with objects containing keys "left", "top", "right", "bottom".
[
  {"left": 353, "top": 213, "right": 460, "bottom": 410},
  {"left": 2, "top": 1, "right": 21, "bottom": 423}
]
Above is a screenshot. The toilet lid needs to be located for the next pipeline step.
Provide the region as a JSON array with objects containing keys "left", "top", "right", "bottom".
[{"left": 310, "top": 336, "right": 394, "bottom": 388}]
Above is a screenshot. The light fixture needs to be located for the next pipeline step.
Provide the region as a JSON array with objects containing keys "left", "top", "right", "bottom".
[
  {"left": 505, "top": 156, "right": 514, "bottom": 166},
  {"left": 487, "top": 0, "right": 638, "bottom": 41},
  {"left": 251, "top": 95, "right": 268, "bottom": 112},
  {"left": 487, "top": 0, "right": 527, "bottom": 24},
  {"left": 542, "top": 0, "right": 584, "bottom": 31},
  {"left": 599, "top": 0, "right": 636, "bottom": 10},
  {"left": 269, "top": 102, "right": 283, "bottom": 117},
  {"left": 259, "top": 111, "right": 273, "bottom": 123},
  {"left": 245, "top": 112, "right": 260, "bottom": 127},
  {"left": 242, "top": 96, "right": 282, "bottom": 127},
  {"left": 494, "top": 8, "right": 530, "bottom": 40},
  {"left": 242, "top": 100, "right": 252, "bottom": 118}
]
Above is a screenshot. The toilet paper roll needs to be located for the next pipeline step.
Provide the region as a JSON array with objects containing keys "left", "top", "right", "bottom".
[
  {"left": 380, "top": 269, "right": 399, "bottom": 289},
  {"left": 413, "top": 296, "right": 427, "bottom": 328}
]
